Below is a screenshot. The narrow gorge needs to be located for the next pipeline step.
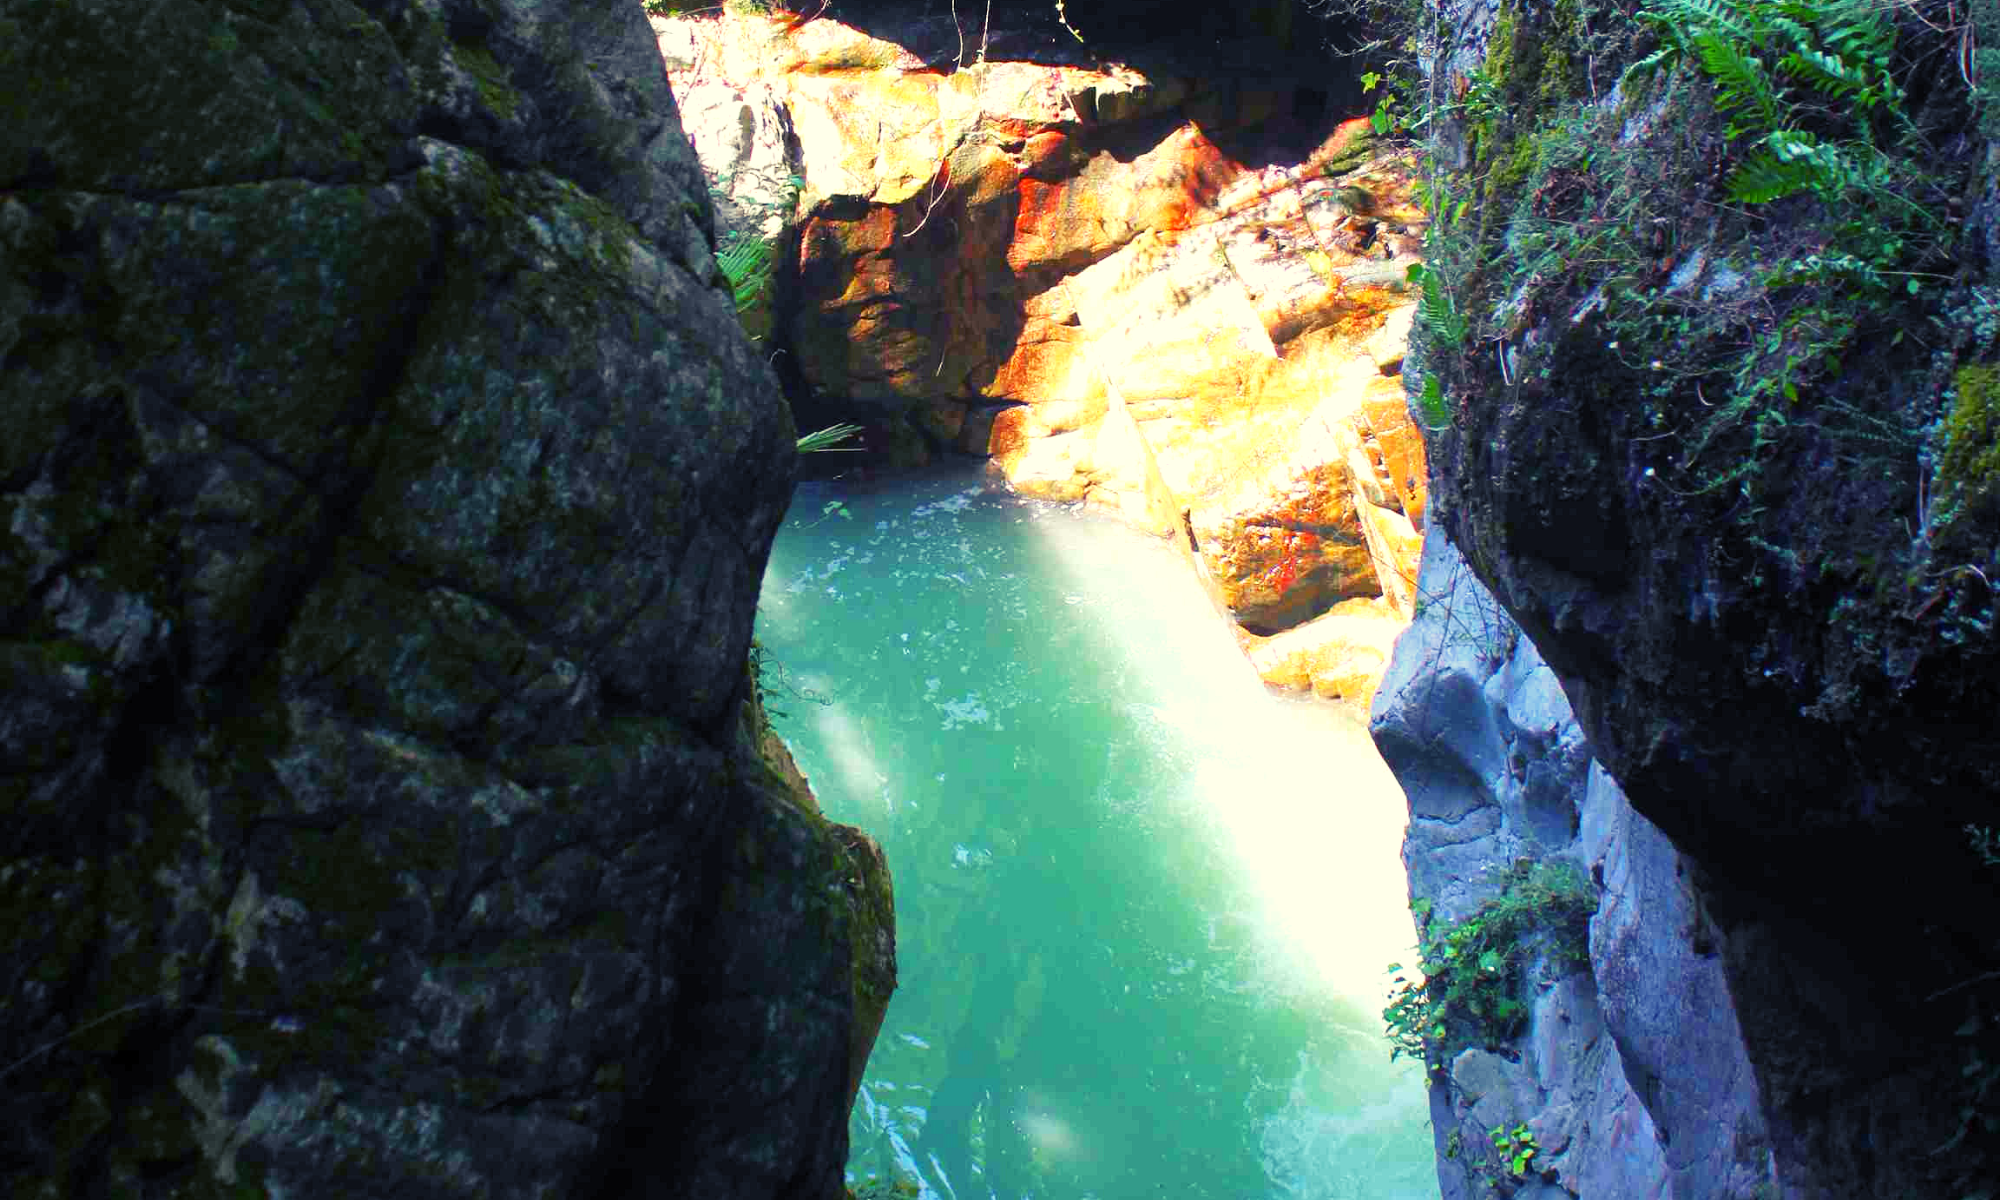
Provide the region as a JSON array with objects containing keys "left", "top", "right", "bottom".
[{"left": 3, "top": 0, "right": 1997, "bottom": 1198}]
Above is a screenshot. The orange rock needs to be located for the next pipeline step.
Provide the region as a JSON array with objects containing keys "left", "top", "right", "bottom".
[
  {"left": 1358, "top": 371, "right": 1428, "bottom": 528},
  {"left": 1242, "top": 595, "right": 1405, "bottom": 710},
  {"left": 659, "top": 9, "right": 1430, "bottom": 686}
]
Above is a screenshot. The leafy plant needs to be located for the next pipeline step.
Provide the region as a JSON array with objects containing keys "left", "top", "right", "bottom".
[
  {"left": 717, "top": 231, "right": 775, "bottom": 314},
  {"left": 1490, "top": 1122, "right": 1539, "bottom": 1177},
  {"left": 1622, "top": 0, "right": 1918, "bottom": 223},
  {"left": 1415, "top": 374, "right": 1452, "bottom": 430},
  {"left": 798, "top": 423, "right": 863, "bottom": 454},
  {"left": 1384, "top": 859, "right": 1596, "bottom": 1070},
  {"left": 1363, "top": 70, "right": 1406, "bottom": 136},
  {"left": 1407, "top": 262, "right": 1468, "bottom": 348}
]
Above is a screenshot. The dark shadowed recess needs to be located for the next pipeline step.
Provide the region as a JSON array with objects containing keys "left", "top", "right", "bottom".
[{"left": 792, "top": 0, "right": 1376, "bottom": 164}]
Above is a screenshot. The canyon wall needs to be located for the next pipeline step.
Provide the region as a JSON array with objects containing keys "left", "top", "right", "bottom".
[
  {"left": 657, "top": 4, "right": 1430, "bottom": 708},
  {"left": 1384, "top": 0, "right": 2000, "bottom": 1193},
  {"left": 1373, "top": 532, "right": 1778, "bottom": 1200},
  {"left": 0, "top": 0, "right": 887, "bottom": 1196}
]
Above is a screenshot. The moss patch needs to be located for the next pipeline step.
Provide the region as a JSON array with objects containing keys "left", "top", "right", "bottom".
[{"left": 1940, "top": 364, "right": 2000, "bottom": 499}]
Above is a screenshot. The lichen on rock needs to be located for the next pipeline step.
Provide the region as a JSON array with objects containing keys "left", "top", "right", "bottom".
[
  {"left": 1392, "top": 0, "right": 2000, "bottom": 1190},
  {"left": 0, "top": 0, "right": 890, "bottom": 1196}
]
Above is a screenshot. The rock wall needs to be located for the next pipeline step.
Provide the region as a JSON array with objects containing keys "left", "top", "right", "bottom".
[
  {"left": 1373, "top": 532, "right": 1777, "bottom": 1200},
  {"left": 0, "top": 0, "right": 888, "bottom": 1196},
  {"left": 1387, "top": 0, "right": 2000, "bottom": 1192},
  {"left": 657, "top": 5, "right": 1430, "bottom": 708}
]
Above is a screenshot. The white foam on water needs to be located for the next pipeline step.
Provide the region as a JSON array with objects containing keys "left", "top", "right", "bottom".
[{"left": 1257, "top": 1050, "right": 1434, "bottom": 1200}]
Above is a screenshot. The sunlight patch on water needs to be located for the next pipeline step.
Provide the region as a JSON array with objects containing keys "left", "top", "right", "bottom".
[
  {"left": 1017, "top": 485, "right": 1418, "bottom": 1010},
  {"left": 760, "top": 466, "right": 1434, "bottom": 1200}
]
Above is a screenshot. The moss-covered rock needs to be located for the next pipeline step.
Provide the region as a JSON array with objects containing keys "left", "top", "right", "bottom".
[
  {"left": 0, "top": 0, "right": 881, "bottom": 1197},
  {"left": 1403, "top": 0, "right": 2000, "bottom": 1192}
]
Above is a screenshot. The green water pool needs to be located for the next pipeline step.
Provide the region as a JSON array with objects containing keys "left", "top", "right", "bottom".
[{"left": 758, "top": 463, "right": 1436, "bottom": 1200}]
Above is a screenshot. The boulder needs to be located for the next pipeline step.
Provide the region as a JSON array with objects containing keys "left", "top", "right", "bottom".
[
  {"left": 0, "top": 1, "right": 888, "bottom": 1197},
  {"left": 1240, "top": 595, "right": 1404, "bottom": 709}
]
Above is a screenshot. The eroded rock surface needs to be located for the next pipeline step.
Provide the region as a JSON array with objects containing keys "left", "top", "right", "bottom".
[
  {"left": 658, "top": 7, "right": 1428, "bottom": 701},
  {"left": 1372, "top": 532, "right": 1774, "bottom": 1200},
  {"left": 0, "top": 0, "right": 888, "bottom": 1196}
]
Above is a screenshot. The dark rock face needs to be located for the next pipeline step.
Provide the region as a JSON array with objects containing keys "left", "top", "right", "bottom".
[
  {"left": 1, "top": 1, "right": 887, "bottom": 1196},
  {"left": 1374, "top": 531, "right": 1773, "bottom": 1200},
  {"left": 1398, "top": 0, "right": 2000, "bottom": 1194}
]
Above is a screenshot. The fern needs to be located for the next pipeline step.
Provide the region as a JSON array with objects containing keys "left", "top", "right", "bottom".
[
  {"left": 1416, "top": 374, "right": 1452, "bottom": 429},
  {"left": 1409, "top": 263, "right": 1468, "bottom": 348},
  {"left": 1645, "top": 0, "right": 1764, "bottom": 55},
  {"left": 1633, "top": 0, "right": 1913, "bottom": 224},
  {"left": 1781, "top": 45, "right": 1886, "bottom": 106},
  {"left": 1691, "top": 29, "right": 1785, "bottom": 136},
  {"left": 1726, "top": 145, "right": 1822, "bottom": 203},
  {"left": 716, "top": 232, "right": 773, "bottom": 313}
]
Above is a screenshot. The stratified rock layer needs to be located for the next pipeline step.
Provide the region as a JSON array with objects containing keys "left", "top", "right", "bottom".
[
  {"left": 658, "top": 8, "right": 1429, "bottom": 701},
  {"left": 0, "top": 0, "right": 888, "bottom": 1196}
]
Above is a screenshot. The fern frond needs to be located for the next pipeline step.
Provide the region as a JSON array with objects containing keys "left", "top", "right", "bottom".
[
  {"left": 1727, "top": 149, "right": 1820, "bottom": 203},
  {"left": 1655, "top": 0, "right": 1765, "bottom": 47},
  {"left": 1779, "top": 45, "right": 1896, "bottom": 108},
  {"left": 1621, "top": 42, "right": 1684, "bottom": 91},
  {"left": 1691, "top": 29, "right": 1785, "bottom": 133},
  {"left": 1418, "top": 284, "right": 1466, "bottom": 346},
  {"left": 716, "top": 233, "right": 773, "bottom": 312},
  {"left": 1764, "top": 13, "right": 1816, "bottom": 55},
  {"left": 1817, "top": 0, "right": 1896, "bottom": 68}
]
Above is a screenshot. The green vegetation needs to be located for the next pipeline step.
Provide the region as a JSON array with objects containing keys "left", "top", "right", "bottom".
[
  {"left": 1383, "top": 859, "right": 1595, "bottom": 1072},
  {"left": 1404, "top": 0, "right": 1967, "bottom": 465},
  {"left": 1490, "top": 1121, "right": 1539, "bottom": 1177},
  {"left": 847, "top": 1176, "right": 922, "bottom": 1199},
  {"left": 1624, "top": 0, "right": 1913, "bottom": 210},
  {"left": 799, "top": 422, "right": 863, "bottom": 454},
  {"left": 717, "top": 230, "right": 774, "bottom": 316},
  {"left": 1939, "top": 365, "right": 2000, "bottom": 517},
  {"left": 1396, "top": 0, "right": 1997, "bottom": 690}
]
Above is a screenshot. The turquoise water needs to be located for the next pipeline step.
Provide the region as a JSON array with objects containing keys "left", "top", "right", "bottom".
[{"left": 756, "top": 462, "right": 1435, "bottom": 1200}]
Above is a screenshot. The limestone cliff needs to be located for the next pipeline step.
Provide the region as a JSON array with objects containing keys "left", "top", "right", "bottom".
[
  {"left": 656, "top": 1, "right": 1432, "bottom": 708},
  {"left": 1383, "top": 0, "right": 2000, "bottom": 1193},
  {"left": 0, "top": 0, "right": 889, "bottom": 1196}
]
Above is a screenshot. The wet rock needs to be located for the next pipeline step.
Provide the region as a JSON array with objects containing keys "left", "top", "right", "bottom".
[{"left": 1241, "top": 594, "right": 1403, "bottom": 709}]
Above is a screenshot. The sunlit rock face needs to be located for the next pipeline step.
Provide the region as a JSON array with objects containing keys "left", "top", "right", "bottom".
[
  {"left": 1372, "top": 532, "right": 1776, "bottom": 1200},
  {"left": 657, "top": 6, "right": 1428, "bottom": 698},
  {"left": 1, "top": 1, "right": 886, "bottom": 1196}
]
